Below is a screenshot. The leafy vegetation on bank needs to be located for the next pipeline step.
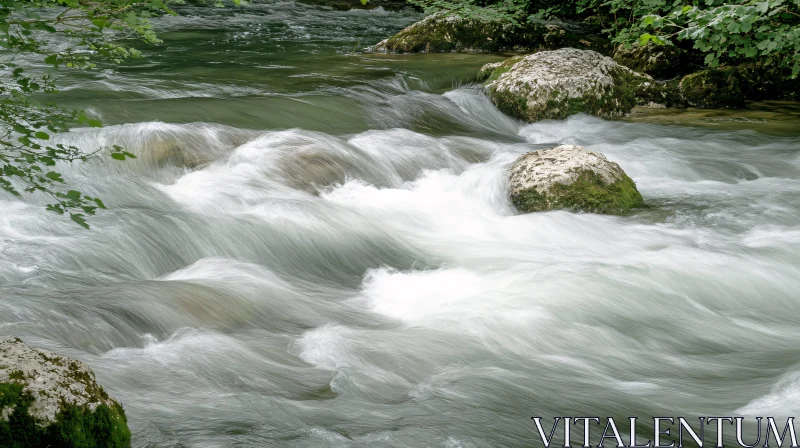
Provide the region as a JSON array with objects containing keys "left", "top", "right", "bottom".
[
  {"left": 405, "top": 0, "right": 800, "bottom": 77},
  {"left": 0, "top": 0, "right": 173, "bottom": 227},
  {"left": 0, "top": 1, "right": 239, "bottom": 228}
]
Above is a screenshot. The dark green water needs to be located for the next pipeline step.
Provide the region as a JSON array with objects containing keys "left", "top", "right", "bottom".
[
  {"left": 57, "top": 4, "right": 504, "bottom": 135},
  {"left": 2, "top": 2, "right": 800, "bottom": 447}
]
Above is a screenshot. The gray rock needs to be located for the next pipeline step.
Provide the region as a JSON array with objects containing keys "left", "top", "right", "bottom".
[
  {"left": 508, "top": 145, "right": 644, "bottom": 214},
  {"left": 0, "top": 336, "right": 131, "bottom": 447},
  {"left": 482, "top": 48, "right": 652, "bottom": 122}
]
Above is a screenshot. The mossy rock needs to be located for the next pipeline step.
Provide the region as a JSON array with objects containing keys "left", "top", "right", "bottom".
[
  {"left": 477, "top": 55, "right": 524, "bottom": 83},
  {"left": 679, "top": 67, "right": 745, "bottom": 109},
  {"left": 733, "top": 57, "right": 800, "bottom": 101},
  {"left": 509, "top": 145, "right": 644, "bottom": 215},
  {"left": 676, "top": 59, "right": 799, "bottom": 108},
  {"left": 612, "top": 43, "right": 695, "bottom": 80},
  {"left": 512, "top": 170, "right": 644, "bottom": 214},
  {"left": 0, "top": 337, "right": 131, "bottom": 448},
  {"left": 483, "top": 48, "right": 652, "bottom": 122},
  {"left": 634, "top": 79, "right": 686, "bottom": 108},
  {"left": 371, "top": 14, "right": 608, "bottom": 54}
]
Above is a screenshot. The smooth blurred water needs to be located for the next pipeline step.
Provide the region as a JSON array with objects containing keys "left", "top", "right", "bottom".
[{"left": 2, "top": 2, "right": 800, "bottom": 447}]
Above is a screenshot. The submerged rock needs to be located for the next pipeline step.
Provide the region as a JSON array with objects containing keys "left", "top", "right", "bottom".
[
  {"left": 509, "top": 145, "right": 644, "bottom": 214},
  {"left": 679, "top": 67, "right": 745, "bottom": 109},
  {"left": 482, "top": 48, "right": 652, "bottom": 122},
  {"left": 0, "top": 337, "right": 131, "bottom": 448},
  {"left": 370, "top": 14, "right": 605, "bottom": 54}
]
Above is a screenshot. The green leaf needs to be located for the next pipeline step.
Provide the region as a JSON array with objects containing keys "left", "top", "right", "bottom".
[
  {"left": 91, "top": 18, "right": 109, "bottom": 29},
  {"left": 46, "top": 204, "right": 65, "bottom": 214},
  {"left": 111, "top": 153, "right": 126, "bottom": 160},
  {"left": 45, "top": 171, "right": 64, "bottom": 182},
  {"left": 70, "top": 213, "right": 90, "bottom": 229},
  {"left": 34, "top": 131, "right": 49, "bottom": 140}
]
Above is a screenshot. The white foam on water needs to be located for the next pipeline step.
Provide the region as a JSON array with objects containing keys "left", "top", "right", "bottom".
[
  {"left": 737, "top": 370, "right": 800, "bottom": 417},
  {"left": 297, "top": 325, "right": 355, "bottom": 370},
  {"left": 358, "top": 267, "right": 515, "bottom": 323}
]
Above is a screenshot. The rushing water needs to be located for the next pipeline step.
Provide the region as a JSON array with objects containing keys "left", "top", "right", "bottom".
[{"left": 3, "top": 2, "right": 800, "bottom": 447}]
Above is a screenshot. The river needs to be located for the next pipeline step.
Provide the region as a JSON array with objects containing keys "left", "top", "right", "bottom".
[{"left": 2, "top": 2, "right": 800, "bottom": 447}]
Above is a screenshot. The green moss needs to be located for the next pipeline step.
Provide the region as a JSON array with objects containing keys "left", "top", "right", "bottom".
[
  {"left": 382, "top": 16, "right": 515, "bottom": 53},
  {"left": 65, "top": 360, "right": 109, "bottom": 402},
  {"left": 679, "top": 68, "right": 745, "bottom": 109},
  {"left": 480, "top": 56, "right": 523, "bottom": 83},
  {"left": 544, "top": 95, "right": 603, "bottom": 120},
  {"left": 485, "top": 65, "right": 511, "bottom": 83},
  {"left": 511, "top": 170, "right": 644, "bottom": 215},
  {"left": 612, "top": 43, "right": 695, "bottom": 79},
  {"left": 0, "top": 381, "right": 131, "bottom": 448},
  {"left": 490, "top": 86, "right": 531, "bottom": 119},
  {"left": 608, "top": 70, "right": 645, "bottom": 113},
  {"left": 379, "top": 15, "right": 608, "bottom": 54},
  {"left": 511, "top": 187, "right": 550, "bottom": 212},
  {"left": 634, "top": 79, "right": 686, "bottom": 108},
  {"left": 38, "top": 353, "right": 65, "bottom": 367},
  {"left": 672, "top": 60, "right": 799, "bottom": 107},
  {"left": 733, "top": 57, "right": 800, "bottom": 101}
]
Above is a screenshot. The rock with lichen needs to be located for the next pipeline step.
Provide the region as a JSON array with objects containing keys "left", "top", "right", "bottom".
[
  {"left": 0, "top": 336, "right": 131, "bottom": 448},
  {"left": 482, "top": 48, "right": 653, "bottom": 122},
  {"left": 370, "top": 14, "right": 605, "bottom": 54},
  {"left": 508, "top": 145, "right": 644, "bottom": 215},
  {"left": 476, "top": 61, "right": 505, "bottom": 82}
]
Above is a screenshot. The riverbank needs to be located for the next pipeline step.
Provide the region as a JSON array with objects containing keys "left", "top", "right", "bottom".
[
  {"left": 624, "top": 101, "right": 800, "bottom": 135},
  {"left": 368, "top": 8, "right": 798, "bottom": 113}
]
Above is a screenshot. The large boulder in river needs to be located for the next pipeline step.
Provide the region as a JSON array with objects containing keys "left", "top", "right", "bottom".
[
  {"left": 734, "top": 57, "right": 800, "bottom": 101},
  {"left": 509, "top": 145, "right": 644, "bottom": 215},
  {"left": 0, "top": 336, "right": 131, "bottom": 447},
  {"left": 676, "top": 60, "right": 799, "bottom": 109},
  {"left": 679, "top": 67, "right": 745, "bottom": 109},
  {"left": 482, "top": 48, "right": 653, "bottom": 122},
  {"left": 371, "top": 14, "right": 606, "bottom": 54},
  {"left": 612, "top": 43, "right": 694, "bottom": 80}
]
